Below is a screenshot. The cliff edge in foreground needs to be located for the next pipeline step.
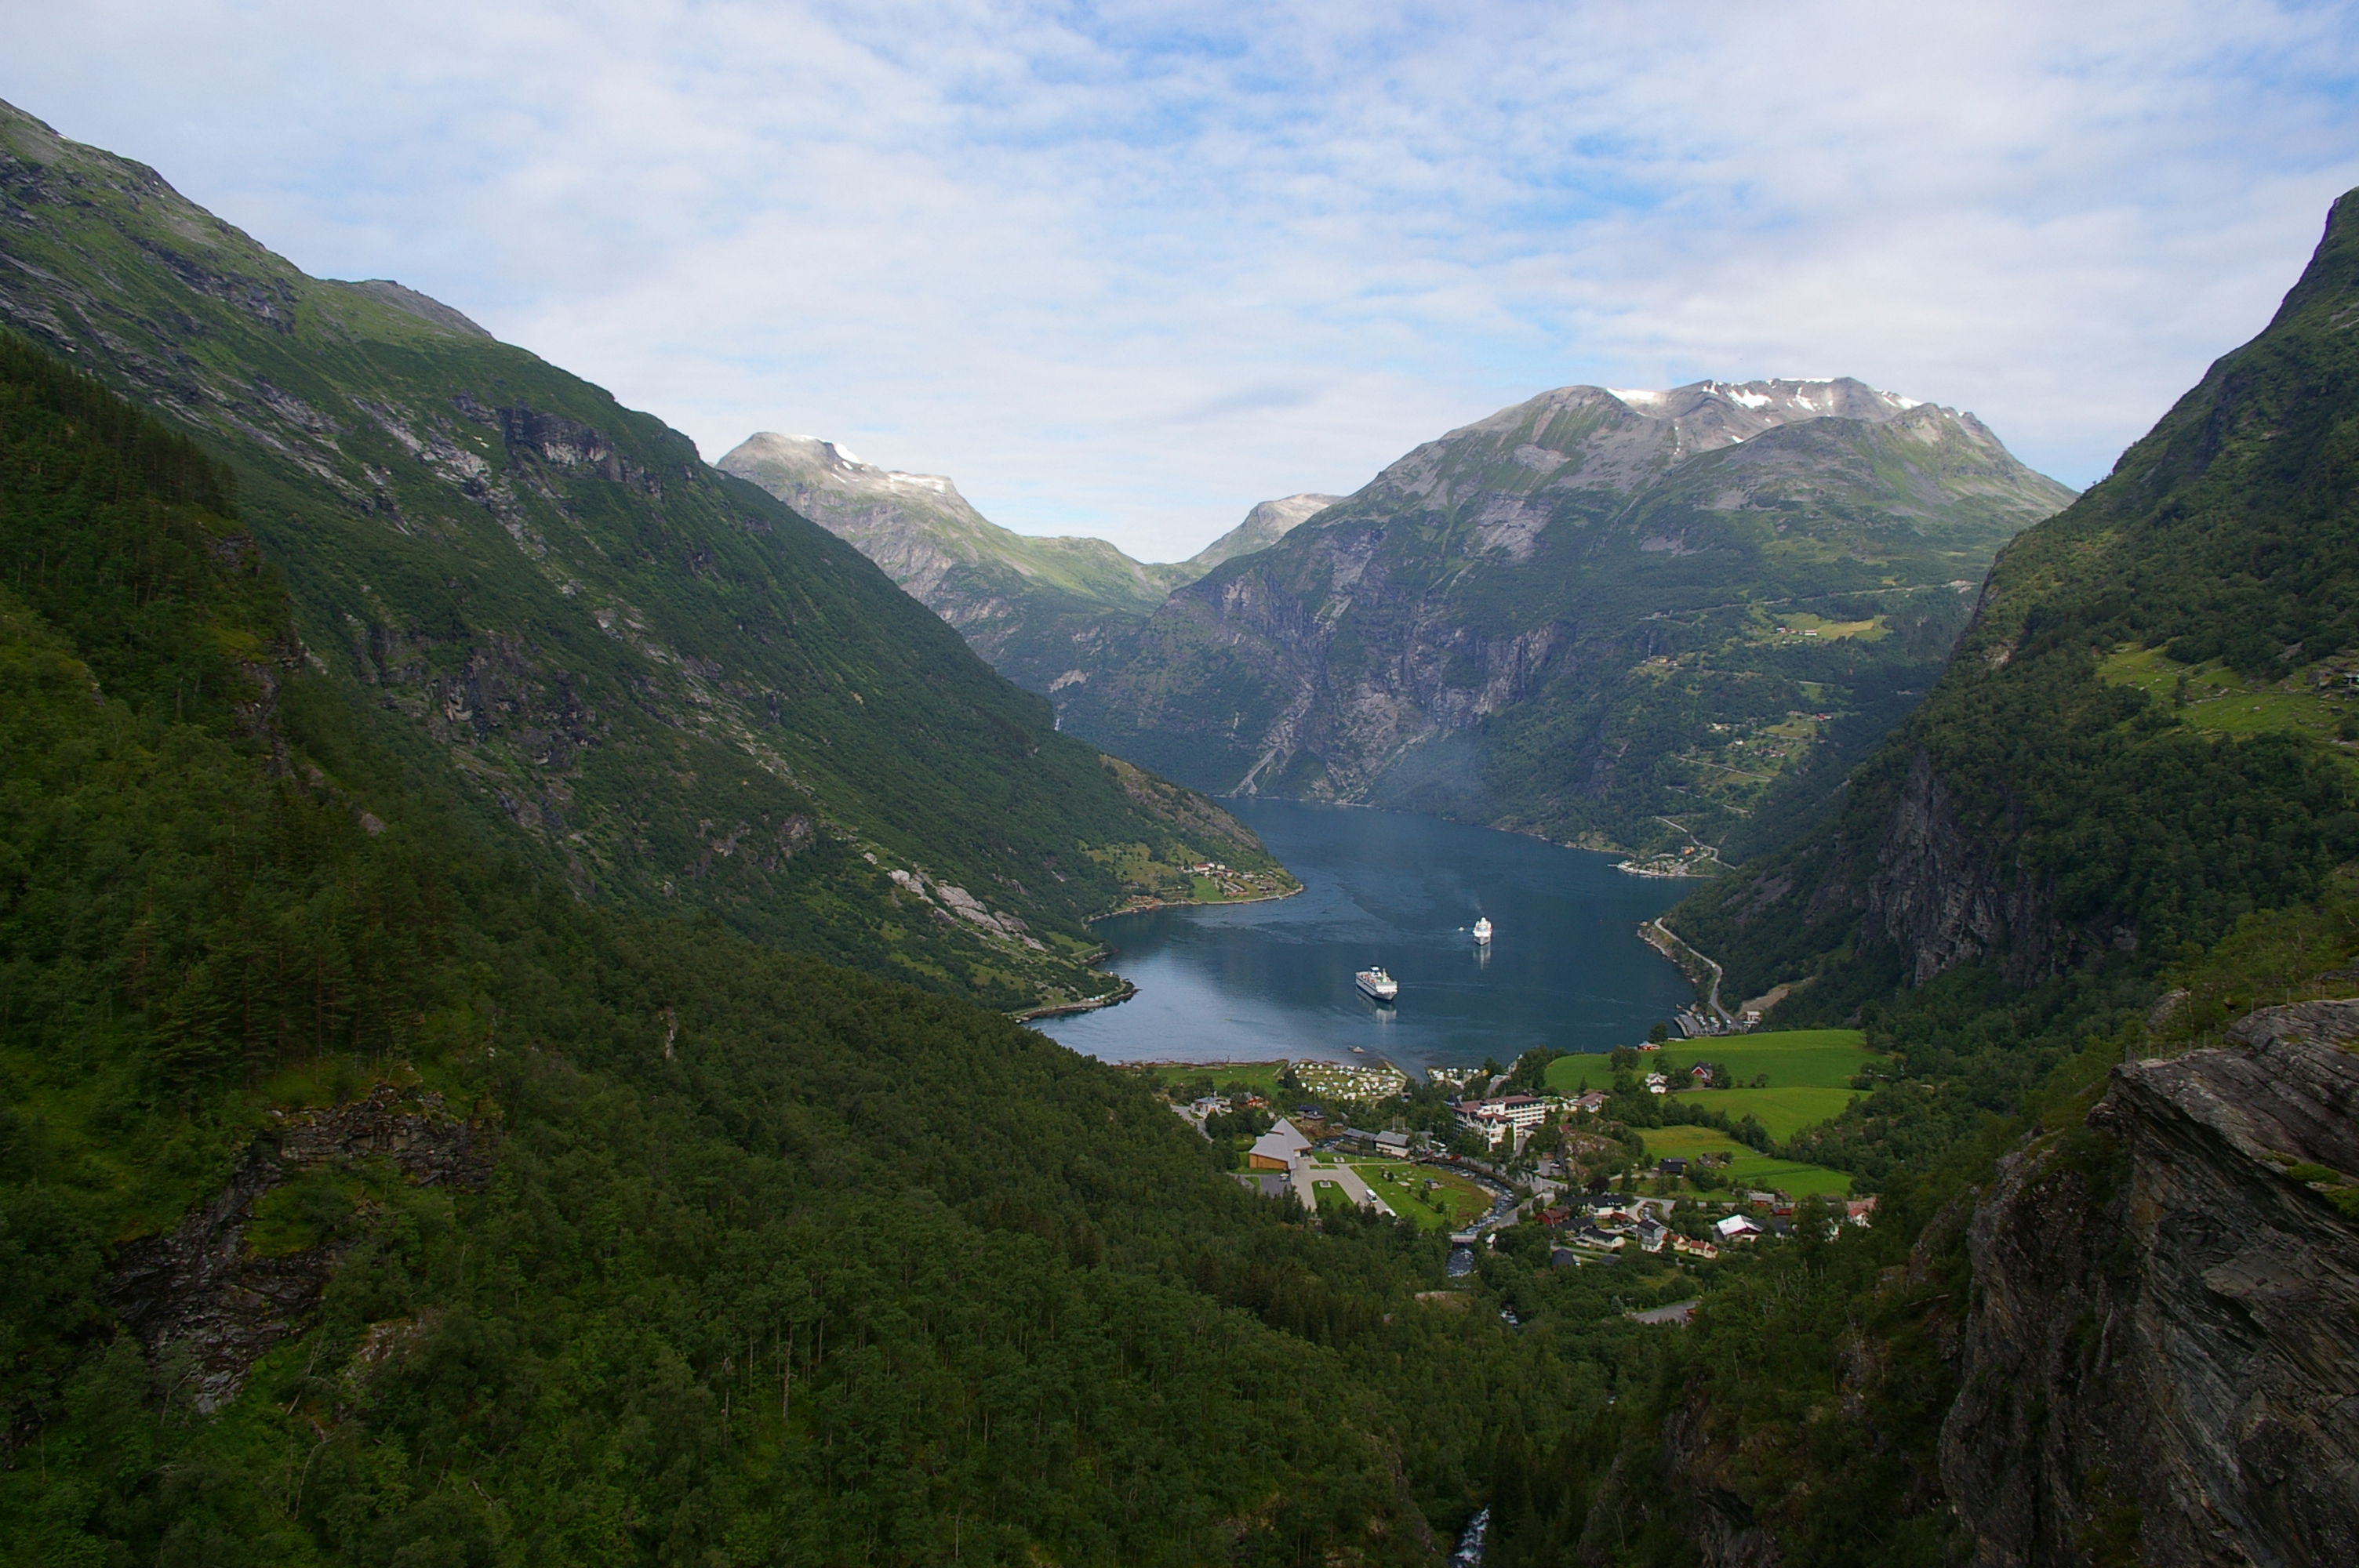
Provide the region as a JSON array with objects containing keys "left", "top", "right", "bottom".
[{"left": 1943, "top": 1001, "right": 2359, "bottom": 1567}]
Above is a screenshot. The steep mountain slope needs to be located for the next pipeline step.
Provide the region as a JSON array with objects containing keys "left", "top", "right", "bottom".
[
  {"left": 0, "top": 342, "right": 1602, "bottom": 1565},
  {"left": 714, "top": 432, "right": 1190, "bottom": 685},
  {"left": 1477, "top": 189, "right": 2359, "bottom": 1568},
  {"left": 1056, "top": 379, "right": 2076, "bottom": 860},
  {"left": 1680, "top": 190, "right": 2359, "bottom": 1026},
  {"left": 717, "top": 432, "right": 1337, "bottom": 694},
  {"left": 1177, "top": 491, "right": 1343, "bottom": 575},
  {"left": 0, "top": 100, "right": 1289, "bottom": 1011}
]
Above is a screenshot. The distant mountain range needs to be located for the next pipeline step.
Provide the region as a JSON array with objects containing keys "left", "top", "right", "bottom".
[
  {"left": 1056, "top": 377, "right": 2077, "bottom": 861},
  {"left": 720, "top": 383, "right": 2075, "bottom": 865}
]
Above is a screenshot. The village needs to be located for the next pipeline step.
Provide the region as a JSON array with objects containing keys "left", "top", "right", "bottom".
[{"left": 1136, "top": 1028, "right": 1882, "bottom": 1315}]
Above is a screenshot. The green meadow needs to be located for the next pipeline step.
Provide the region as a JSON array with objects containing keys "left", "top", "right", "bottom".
[
  {"left": 1640, "top": 1123, "right": 1855, "bottom": 1199},
  {"left": 1351, "top": 1162, "right": 1492, "bottom": 1230},
  {"left": 2099, "top": 643, "right": 2359, "bottom": 765},
  {"left": 1546, "top": 1028, "right": 1877, "bottom": 1139}
]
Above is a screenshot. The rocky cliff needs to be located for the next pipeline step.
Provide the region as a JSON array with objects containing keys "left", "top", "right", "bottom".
[
  {"left": 1942, "top": 1001, "right": 2359, "bottom": 1566},
  {"left": 106, "top": 1085, "right": 495, "bottom": 1413},
  {"left": 1057, "top": 379, "right": 2072, "bottom": 858}
]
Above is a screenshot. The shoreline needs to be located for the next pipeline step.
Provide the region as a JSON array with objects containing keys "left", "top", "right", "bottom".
[
  {"left": 1012, "top": 978, "right": 1136, "bottom": 1022},
  {"left": 1018, "top": 881, "right": 1303, "bottom": 1022},
  {"left": 1223, "top": 791, "right": 1728, "bottom": 882},
  {"left": 1088, "top": 880, "right": 1304, "bottom": 921}
]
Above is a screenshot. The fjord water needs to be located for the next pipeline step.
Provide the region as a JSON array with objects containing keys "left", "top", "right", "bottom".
[{"left": 1037, "top": 799, "right": 1693, "bottom": 1076}]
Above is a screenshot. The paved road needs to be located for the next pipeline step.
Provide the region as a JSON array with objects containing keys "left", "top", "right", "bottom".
[{"left": 1292, "top": 1161, "right": 1394, "bottom": 1217}]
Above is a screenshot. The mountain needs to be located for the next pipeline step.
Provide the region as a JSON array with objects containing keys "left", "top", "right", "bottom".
[
  {"left": 1679, "top": 191, "right": 2359, "bottom": 1028},
  {"left": 1506, "top": 189, "right": 2359, "bottom": 1568},
  {"left": 714, "top": 432, "right": 1191, "bottom": 684},
  {"left": 1177, "top": 491, "right": 1343, "bottom": 574},
  {"left": 0, "top": 336, "right": 1619, "bottom": 1563},
  {"left": 717, "top": 433, "right": 1337, "bottom": 694},
  {"left": 1056, "top": 378, "right": 2078, "bottom": 862},
  {"left": 0, "top": 99, "right": 1292, "bottom": 1013}
]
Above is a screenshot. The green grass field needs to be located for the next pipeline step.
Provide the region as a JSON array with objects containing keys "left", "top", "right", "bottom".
[
  {"left": 1652, "top": 1029, "right": 1872, "bottom": 1138},
  {"left": 1310, "top": 1178, "right": 1357, "bottom": 1214},
  {"left": 1641, "top": 1124, "right": 1854, "bottom": 1198},
  {"left": 2099, "top": 644, "right": 2359, "bottom": 766},
  {"left": 1351, "top": 1162, "right": 1491, "bottom": 1230},
  {"left": 1684, "top": 1087, "right": 1859, "bottom": 1140},
  {"left": 1545, "top": 1028, "right": 1876, "bottom": 1143}
]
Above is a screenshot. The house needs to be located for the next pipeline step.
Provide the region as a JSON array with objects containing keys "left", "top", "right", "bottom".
[
  {"left": 1572, "top": 1091, "right": 1610, "bottom": 1115},
  {"left": 1190, "top": 1095, "right": 1230, "bottom": 1117},
  {"left": 1373, "top": 1129, "right": 1412, "bottom": 1156},
  {"left": 1247, "top": 1118, "right": 1312, "bottom": 1171},
  {"left": 1845, "top": 1196, "right": 1878, "bottom": 1227},
  {"left": 1714, "top": 1214, "right": 1763, "bottom": 1241},
  {"left": 1535, "top": 1205, "right": 1572, "bottom": 1229},
  {"left": 1642, "top": 1073, "right": 1669, "bottom": 1095},
  {"left": 1688, "top": 1064, "right": 1714, "bottom": 1084},
  {"left": 1670, "top": 1234, "right": 1720, "bottom": 1261},
  {"left": 1656, "top": 1156, "right": 1688, "bottom": 1178},
  {"left": 1636, "top": 1218, "right": 1669, "bottom": 1253}
]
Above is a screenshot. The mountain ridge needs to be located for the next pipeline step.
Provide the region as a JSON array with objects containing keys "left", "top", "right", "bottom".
[
  {"left": 1056, "top": 376, "right": 2077, "bottom": 861},
  {"left": 0, "top": 96, "right": 1291, "bottom": 1013},
  {"left": 717, "top": 431, "right": 1339, "bottom": 692}
]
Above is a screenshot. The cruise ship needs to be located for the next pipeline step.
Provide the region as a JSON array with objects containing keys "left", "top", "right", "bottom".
[
  {"left": 1354, "top": 966, "right": 1400, "bottom": 1003},
  {"left": 1472, "top": 916, "right": 1493, "bottom": 946}
]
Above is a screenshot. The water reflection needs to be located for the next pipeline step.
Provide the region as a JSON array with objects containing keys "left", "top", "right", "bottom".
[{"left": 1036, "top": 799, "right": 1693, "bottom": 1076}]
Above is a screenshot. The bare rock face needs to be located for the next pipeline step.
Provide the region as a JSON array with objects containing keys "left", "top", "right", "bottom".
[
  {"left": 105, "top": 1085, "right": 494, "bottom": 1411},
  {"left": 1055, "top": 378, "right": 2070, "bottom": 848},
  {"left": 1941, "top": 1004, "right": 2359, "bottom": 1566}
]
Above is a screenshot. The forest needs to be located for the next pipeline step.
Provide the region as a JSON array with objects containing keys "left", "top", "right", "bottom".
[{"left": 0, "top": 332, "right": 1715, "bottom": 1565}]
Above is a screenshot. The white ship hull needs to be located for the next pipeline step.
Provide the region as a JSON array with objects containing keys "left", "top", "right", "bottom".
[
  {"left": 1472, "top": 917, "right": 1493, "bottom": 945},
  {"left": 1355, "top": 967, "right": 1399, "bottom": 1002}
]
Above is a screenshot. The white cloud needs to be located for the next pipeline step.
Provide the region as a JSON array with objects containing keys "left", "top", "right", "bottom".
[{"left": 6, "top": 0, "right": 2356, "bottom": 557}]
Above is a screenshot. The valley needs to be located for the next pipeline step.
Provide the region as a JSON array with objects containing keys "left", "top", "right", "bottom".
[{"left": 2, "top": 81, "right": 2357, "bottom": 1568}]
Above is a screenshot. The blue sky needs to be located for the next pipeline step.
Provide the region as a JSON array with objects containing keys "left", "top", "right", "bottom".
[{"left": 9, "top": 0, "right": 2358, "bottom": 558}]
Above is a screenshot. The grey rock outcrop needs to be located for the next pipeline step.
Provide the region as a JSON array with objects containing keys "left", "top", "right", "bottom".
[
  {"left": 105, "top": 1085, "right": 495, "bottom": 1412},
  {"left": 1941, "top": 1004, "right": 2359, "bottom": 1566}
]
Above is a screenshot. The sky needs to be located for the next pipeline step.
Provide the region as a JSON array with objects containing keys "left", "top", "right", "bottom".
[{"left": 8, "top": 1, "right": 2358, "bottom": 561}]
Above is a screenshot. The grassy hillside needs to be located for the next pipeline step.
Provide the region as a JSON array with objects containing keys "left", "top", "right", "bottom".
[
  {"left": 0, "top": 100, "right": 1289, "bottom": 1014},
  {"left": 714, "top": 434, "right": 1195, "bottom": 692}
]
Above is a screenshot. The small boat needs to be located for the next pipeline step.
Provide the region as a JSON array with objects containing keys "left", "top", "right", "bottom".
[
  {"left": 1355, "top": 966, "right": 1400, "bottom": 1003},
  {"left": 1350, "top": 1044, "right": 1368, "bottom": 1054},
  {"left": 1472, "top": 916, "right": 1493, "bottom": 946}
]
